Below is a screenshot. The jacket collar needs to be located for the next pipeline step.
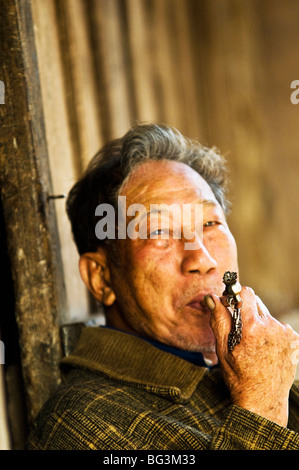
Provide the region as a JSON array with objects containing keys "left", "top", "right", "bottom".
[{"left": 62, "top": 326, "right": 208, "bottom": 403}]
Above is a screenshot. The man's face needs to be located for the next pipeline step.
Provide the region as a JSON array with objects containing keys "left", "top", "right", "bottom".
[{"left": 107, "top": 160, "right": 238, "bottom": 363}]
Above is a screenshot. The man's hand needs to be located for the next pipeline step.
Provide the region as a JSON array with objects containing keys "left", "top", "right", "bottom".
[{"left": 207, "top": 288, "right": 299, "bottom": 427}]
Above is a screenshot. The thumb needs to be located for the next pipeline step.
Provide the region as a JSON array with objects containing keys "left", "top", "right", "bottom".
[{"left": 204, "top": 294, "right": 233, "bottom": 350}]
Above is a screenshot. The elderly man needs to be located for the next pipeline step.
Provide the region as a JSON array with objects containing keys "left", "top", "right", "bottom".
[{"left": 27, "top": 124, "right": 299, "bottom": 450}]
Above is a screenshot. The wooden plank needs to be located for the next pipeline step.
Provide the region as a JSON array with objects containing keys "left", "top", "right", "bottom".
[
  {"left": 55, "top": 0, "right": 104, "bottom": 169},
  {"left": 89, "top": 0, "right": 132, "bottom": 139},
  {"left": 31, "top": 0, "right": 92, "bottom": 323},
  {"left": 255, "top": 0, "right": 299, "bottom": 312},
  {"left": 125, "top": 0, "right": 160, "bottom": 122},
  {"left": 166, "top": 0, "right": 205, "bottom": 139},
  {"left": 151, "top": 0, "right": 182, "bottom": 127},
  {"left": 0, "top": 0, "right": 66, "bottom": 425}
]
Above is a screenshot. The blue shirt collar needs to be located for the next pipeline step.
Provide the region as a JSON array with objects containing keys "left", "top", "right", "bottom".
[{"left": 103, "top": 326, "right": 218, "bottom": 369}]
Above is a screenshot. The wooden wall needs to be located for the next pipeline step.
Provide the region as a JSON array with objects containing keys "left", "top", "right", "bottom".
[{"left": 2, "top": 0, "right": 299, "bottom": 446}]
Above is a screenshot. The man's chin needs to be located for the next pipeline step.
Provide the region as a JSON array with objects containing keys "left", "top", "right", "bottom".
[
  {"left": 168, "top": 330, "right": 216, "bottom": 355},
  {"left": 174, "top": 337, "right": 218, "bottom": 366}
]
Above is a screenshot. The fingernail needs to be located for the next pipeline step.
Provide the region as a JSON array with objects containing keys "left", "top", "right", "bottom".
[{"left": 204, "top": 295, "right": 216, "bottom": 311}]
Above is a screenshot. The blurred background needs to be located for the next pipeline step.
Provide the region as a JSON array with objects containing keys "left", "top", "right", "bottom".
[{"left": 1, "top": 0, "right": 299, "bottom": 449}]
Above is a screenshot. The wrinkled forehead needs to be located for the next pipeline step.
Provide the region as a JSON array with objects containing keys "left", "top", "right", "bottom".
[{"left": 120, "top": 160, "right": 218, "bottom": 207}]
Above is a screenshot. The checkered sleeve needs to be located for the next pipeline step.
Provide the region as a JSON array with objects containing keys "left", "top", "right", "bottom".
[
  {"left": 27, "top": 408, "right": 140, "bottom": 450},
  {"left": 210, "top": 403, "right": 299, "bottom": 450}
]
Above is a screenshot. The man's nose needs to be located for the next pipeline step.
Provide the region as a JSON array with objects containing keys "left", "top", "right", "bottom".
[{"left": 181, "top": 235, "right": 217, "bottom": 275}]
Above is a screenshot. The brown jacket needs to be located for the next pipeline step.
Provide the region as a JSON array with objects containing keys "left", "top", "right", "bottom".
[{"left": 27, "top": 327, "right": 299, "bottom": 450}]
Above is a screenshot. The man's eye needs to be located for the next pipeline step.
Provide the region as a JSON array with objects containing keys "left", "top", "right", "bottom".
[
  {"left": 150, "top": 229, "right": 169, "bottom": 237},
  {"left": 204, "top": 221, "right": 219, "bottom": 227}
]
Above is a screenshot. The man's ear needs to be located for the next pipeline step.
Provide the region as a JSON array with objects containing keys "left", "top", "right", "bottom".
[{"left": 79, "top": 250, "right": 116, "bottom": 306}]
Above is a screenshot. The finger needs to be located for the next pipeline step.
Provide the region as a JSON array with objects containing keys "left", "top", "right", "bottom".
[
  {"left": 234, "top": 286, "right": 262, "bottom": 324},
  {"left": 255, "top": 298, "right": 299, "bottom": 340},
  {"left": 221, "top": 285, "right": 255, "bottom": 310},
  {"left": 205, "top": 294, "right": 233, "bottom": 350},
  {"left": 220, "top": 296, "right": 232, "bottom": 308},
  {"left": 220, "top": 295, "right": 243, "bottom": 309},
  {"left": 280, "top": 321, "right": 299, "bottom": 341},
  {"left": 255, "top": 295, "right": 271, "bottom": 319}
]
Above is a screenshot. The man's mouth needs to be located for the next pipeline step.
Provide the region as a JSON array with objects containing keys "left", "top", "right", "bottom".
[{"left": 187, "top": 293, "right": 211, "bottom": 311}]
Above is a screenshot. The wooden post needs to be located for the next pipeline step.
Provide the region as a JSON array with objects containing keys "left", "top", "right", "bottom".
[{"left": 0, "top": 0, "right": 66, "bottom": 426}]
